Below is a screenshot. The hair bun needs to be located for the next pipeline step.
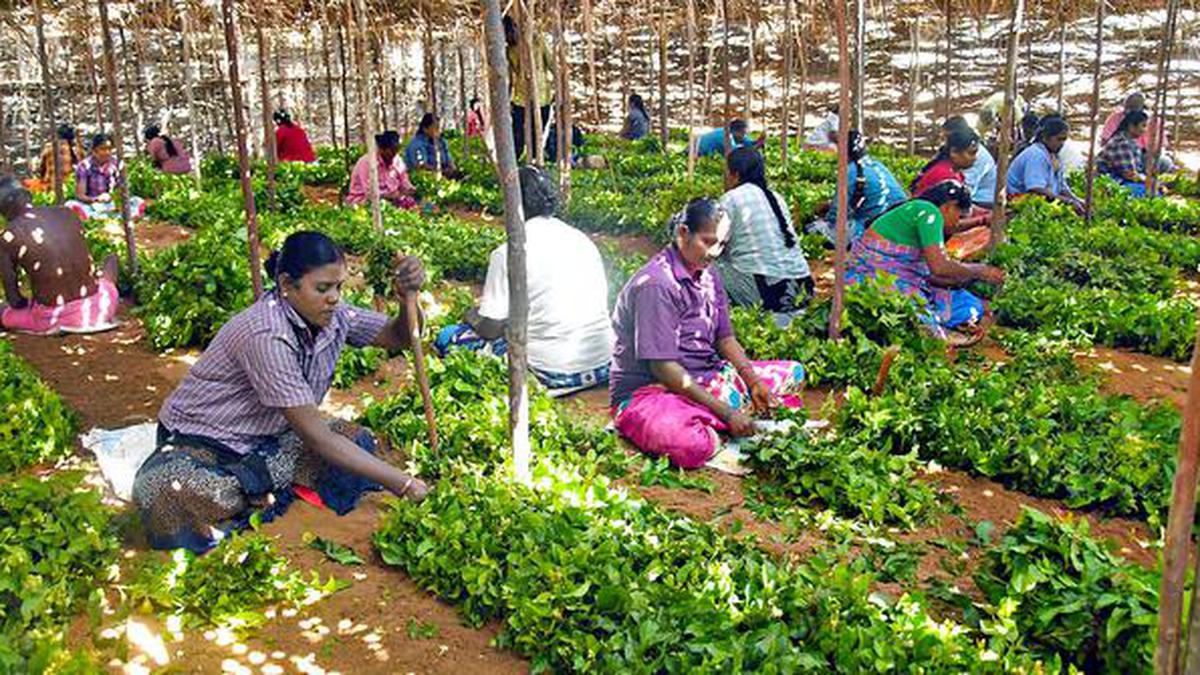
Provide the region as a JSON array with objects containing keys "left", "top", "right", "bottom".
[{"left": 264, "top": 250, "right": 281, "bottom": 279}]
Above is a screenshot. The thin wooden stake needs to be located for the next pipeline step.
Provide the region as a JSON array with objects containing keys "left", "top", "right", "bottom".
[
  {"left": 1057, "top": 0, "right": 1068, "bottom": 113},
  {"left": 482, "top": 0, "right": 532, "bottom": 482},
  {"left": 907, "top": 17, "right": 921, "bottom": 155},
  {"left": 97, "top": 0, "right": 137, "bottom": 275},
  {"left": 781, "top": 0, "right": 794, "bottom": 165},
  {"left": 686, "top": 0, "right": 699, "bottom": 177},
  {"left": 702, "top": 1, "right": 718, "bottom": 124},
  {"left": 722, "top": 0, "right": 731, "bottom": 134},
  {"left": 854, "top": 0, "right": 865, "bottom": 130},
  {"left": 1082, "top": 0, "right": 1105, "bottom": 223},
  {"left": 349, "top": 0, "right": 382, "bottom": 234},
  {"left": 989, "top": 0, "right": 1025, "bottom": 252},
  {"left": 219, "top": 0, "right": 264, "bottom": 298},
  {"left": 829, "top": 0, "right": 851, "bottom": 341},
  {"left": 256, "top": 21, "right": 277, "bottom": 210},
  {"left": 422, "top": 0, "right": 438, "bottom": 114},
  {"left": 555, "top": 0, "right": 573, "bottom": 198},
  {"left": 321, "top": 18, "right": 339, "bottom": 150},
  {"left": 1165, "top": 316, "right": 1200, "bottom": 674},
  {"left": 404, "top": 292, "right": 439, "bottom": 454},
  {"left": 520, "top": 0, "right": 544, "bottom": 165},
  {"left": 745, "top": 2, "right": 756, "bottom": 124},
  {"left": 1147, "top": 0, "right": 1180, "bottom": 197},
  {"left": 336, "top": 15, "right": 351, "bottom": 154},
  {"left": 180, "top": 0, "right": 202, "bottom": 184},
  {"left": 33, "top": 0, "right": 61, "bottom": 205},
  {"left": 797, "top": 0, "right": 809, "bottom": 146},
  {"left": 582, "top": 0, "right": 600, "bottom": 124},
  {"left": 943, "top": 0, "right": 951, "bottom": 118},
  {"left": 658, "top": 0, "right": 669, "bottom": 153}
]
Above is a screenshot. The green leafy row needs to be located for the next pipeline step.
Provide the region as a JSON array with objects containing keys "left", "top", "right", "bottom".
[{"left": 0, "top": 340, "right": 77, "bottom": 472}]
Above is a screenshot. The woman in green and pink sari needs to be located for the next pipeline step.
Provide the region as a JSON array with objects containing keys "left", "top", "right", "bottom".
[{"left": 847, "top": 180, "right": 1006, "bottom": 339}]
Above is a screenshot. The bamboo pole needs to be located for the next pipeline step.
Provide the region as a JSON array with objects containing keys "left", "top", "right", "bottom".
[
  {"left": 555, "top": 0, "right": 572, "bottom": 198},
  {"left": 220, "top": 0, "right": 264, "bottom": 298},
  {"left": 322, "top": 19, "right": 338, "bottom": 150},
  {"left": 686, "top": 0, "right": 699, "bottom": 177},
  {"left": 658, "top": 0, "right": 669, "bottom": 153},
  {"left": 33, "top": 0, "right": 62, "bottom": 205},
  {"left": 907, "top": 17, "right": 921, "bottom": 155},
  {"left": 180, "top": 0, "right": 202, "bottom": 184},
  {"left": 1056, "top": 0, "right": 1067, "bottom": 113},
  {"left": 582, "top": 0, "right": 599, "bottom": 125},
  {"left": 829, "top": 0, "right": 851, "bottom": 341},
  {"left": 746, "top": 2, "right": 755, "bottom": 124},
  {"left": 1146, "top": 0, "right": 1179, "bottom": 197},
  {"left": 1082, "top": 0, "right": 1105, "bottom": 223},
  {"left": 854, "top": 0, "right": 865, "bottom": 130},
  {"left": 97, "top": 0, "right": 137, "bottom": 276},
  {"left": 256, "top": 21, "right": 278, "bottom": 210},
  {"left": 781, "top": 0, "right": 794, "bottom": 164},
  {"left": 482, "top": 0, "right": 532, "bottom": 483},
  {"left": 990, "top": 0, "right": 1025, "bottom": 251}
]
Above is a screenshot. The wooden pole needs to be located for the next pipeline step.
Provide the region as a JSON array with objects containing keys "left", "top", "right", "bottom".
[
  {"left": 658, "top": 0, "right": 669, "bottom": 153},
  {"left": 211, "top": 33, "right": 235, "bottom": 155},
  {"left": 97, "top": 0, "right": 137, "bottom": 276},
  {"left": 829, "top": 0, "right": 851, "bottom": 341},
  {"left": 322, "top": 19, "right": 339, "bottom": 150},
  {"left": 1163, "top": 317, "right": 1200, "bottom": 673},
  {"left": 943, "top": 1, "right": 951, "bottom": 118},
  {"left": 989, "top": 0, "right": 1025, "bottom": 251},
  {"left": 84, "top": 23, "right": 107, "bottom": 130},
  {"left": 907, "top": 18, "right": 921, "bottom": 155},
  {"left": 854, "top": 0, "right": 865, "bottom": 130},
  {"left": 458, "top": 40, "right": 469, "bottom": 159},
  {"left": 620, "top": 6, "right": 631, "bottom": 105},
  {"left": 220, "top": 0, "right": 264, "bottom": 298},
  {"left": 33, "top": 0, "right": 62, "bottom": 205},
  {"left": 422, "top": 0, "right": 438, "bottom": 114},
  {"left": 583, "top": 0, "right": 600, "bottom": 125},
  {"left": 336, "top": 16, "right": 352, "bottom": 153},
  {"left": 482, "top": 0, "right": 532, "bottom": 482},
  {"left": 1057, "top": 0, "right": 1068, "bottom": 113},
  {"left": 256, "top": 21, "right": 277, "bottom": 210},
  {"left": 702, "top": 1, "right": 718, "bottom": 124},
  {"left": 686, "top": 0, "right": 699, "bottom": 176},
  {"left": 1147, "top": 0, "right": 1179, "bottom": 197},
  {"left": 555, "top": 0, "right": 573, "bottom": 198},
  {"left": 180, "top": 0, "right": 203, "bottom": 184},
  {"left": 797, "top": 0, "right": 809, "bottom": 147},
  {"left": 781, "top": 0, "right": 793, "bottom": 164},
  {"left": 119, "top": 25, "right": 146, "bottom": 150},
  {"left": 745, "top": 2, "right": 756, "bottom": 124},
  {"left": 1082, "top": 0, "right": 1105, "bottom": 223},
  {"left": 521, "top": 0, "right": 544, "bottom": 165},
  {"left": 350, "top": 0, "right": 382, "bottom": 234},
  {"left": 722, "top": 0, "right": 731, "bottom": 131}
]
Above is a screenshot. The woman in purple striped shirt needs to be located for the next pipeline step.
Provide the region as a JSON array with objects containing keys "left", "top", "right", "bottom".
[{"left": 133, "top": 231, "right": 429, "bottom": 552}]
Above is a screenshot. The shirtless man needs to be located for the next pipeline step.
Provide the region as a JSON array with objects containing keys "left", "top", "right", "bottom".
[{"left": 0, "top": 177, "right": 120, "bottom": 335}]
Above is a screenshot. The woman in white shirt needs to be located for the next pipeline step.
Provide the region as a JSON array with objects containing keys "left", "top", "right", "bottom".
[{"left": 435, "top": 166, "right": 613, "bottom": 395}]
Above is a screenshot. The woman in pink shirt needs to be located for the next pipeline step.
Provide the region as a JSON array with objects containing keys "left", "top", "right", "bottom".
[
  {"left": 346, "top": 130, "right": 418, "bottom": 209},
  {"left": 466, "top": 97, "right": 486, "bottom": 138},
  {"left": 143, "top": 125, "right": 192, "bottom": 175}
]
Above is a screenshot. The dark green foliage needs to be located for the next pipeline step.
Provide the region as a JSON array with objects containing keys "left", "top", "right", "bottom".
[{"left": 0, "top": 341, "right": 77, "bottom": 472}]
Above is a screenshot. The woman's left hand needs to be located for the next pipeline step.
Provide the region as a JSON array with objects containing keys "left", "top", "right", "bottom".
[
  {"left": 392, "top": 255, "right": 426, "bottom": 296},
  {"left": 749, "top": 378, "right": 776, "bottom": 414}
]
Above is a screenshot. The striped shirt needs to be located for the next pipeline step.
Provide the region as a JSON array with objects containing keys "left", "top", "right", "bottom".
[
  {"left": 75, "top": 156, "right": 122, "bottom": 199},
  {"left": 718, "top": 183, "right": 811, "bottom": 281},
  {"left": 158, "top": 291, "right": 388, "bottom": 454}
]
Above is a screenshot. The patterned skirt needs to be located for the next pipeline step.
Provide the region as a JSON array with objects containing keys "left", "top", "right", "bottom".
[{"left": 132, "top": 419, "right": 381, "bottom": 552}]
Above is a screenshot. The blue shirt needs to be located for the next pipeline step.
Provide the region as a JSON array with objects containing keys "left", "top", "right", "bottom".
[
  {"left": 1006, "top": 142, "right": 1069, "bottom": 197},
  {"left": 404, "top": 132, "right": 453, "bottom": 170},
  {"left": 963, "top": 144, "right": 997, "bottom": 205},
  {"left": 827, "top": 157, "right": 908, "bottom": 239},
  {"left": 696, "top": 128, "right": 755, "bottom": 158}
]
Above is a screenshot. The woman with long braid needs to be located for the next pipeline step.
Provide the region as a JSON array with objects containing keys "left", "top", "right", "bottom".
[{"left": 716, "top": 148, "right": 813, "bottom": 321}]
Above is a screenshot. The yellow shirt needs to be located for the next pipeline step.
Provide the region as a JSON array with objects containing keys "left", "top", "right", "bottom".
[{"left": 507, "top": 39, "right": 555, "bottom": 107}]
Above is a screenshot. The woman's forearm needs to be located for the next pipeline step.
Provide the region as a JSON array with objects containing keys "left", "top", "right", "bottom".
[{"left": 649, "top": 360, "right": 732, "bottom": 421}]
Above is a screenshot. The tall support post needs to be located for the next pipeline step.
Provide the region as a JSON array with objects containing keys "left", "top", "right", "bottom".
[
  {"left": 619, "top": 6, "right": 630, "bottom": 104},
  {"left": 482, "top": 0, "right": 531, "bottom": 483},
  {"left": 520, "top": 0, "right": 544, "bottom": 165},
  {"left": 854, "top": 0, "right": 865, "bottom": 129},
  {"left": 336, "top": 16, "right": 352, "bottom": 154},
  {"left": 256, "top": 21, "right": 277, "bottom": 210},
  {"left": 97, "top": 0, "right": 137, "bottom": 275},
  {"left": 658, "top": 0, "right": 669, "bottom": 153},
  {"left": 942, "top": 1, "right": 951, "bottom": 118},
  {"left": 582, "top": 0, "right": 600, "bottom": 125},
  {"left": 721, "top": 0, "right": 731, "bottom": 133},
  {"left": 745, "top": 2, "right": 755, "bottom": 123},
  {"left": 119, "top": 25, "right": 146, "bottom": 148},
  {"left": 797, "top": 0, "right": 809, "bottom": 146},
  {"left": 781, "top": 0, "right": 794, "bottom": 164},
  {"left": 1146, "top": 0, "right": 1180, "bottom": 198},
  {"left": 1056, "top": 0, "right": 1068, "bottom": 113},
  {"left": 1163, "top": 329, "right": 1200, "bottom": 667},
  {"left": 1082, "top": 0, "right": 1105, "bottom": 222},
  {"left": 350, "top": 0, "right": 382, "bottom": 233},
  {"left": 180, "top": 0, "right": 202, "bottom": 184},
  {"left": 554, "top": 0, "right": 573, "bottom": 198},
  {"left": 84, "top": 22, "right": 107, "bottom": 129},
  {"left": 220, "top": 0, "right": 264, "bottom": 298},
  {"left": 828, "top": 0, "right": 851, "bottom": 341},
  {"left": 421, "top": 0, "right": 438, "bottom": 114},
  {"left": 33, "top": 0, "right": 62, "bottom": 204},
  {"left": 907, "top": 17, "right": 921, "bottom": 155},
  {"left": 686, "top": 0, "right": 699, "bottom": 176},
  {"left": 458, "top": 40, "right": 469, "bottom": 159},
  {"left": 321, "top": 18, "right": 339, "bottom": 149},
  {"left": 989, "top": 0, "right": 1025, "bottom": 251},
  {"left": 702, "top": 1, "right": 718, "bottom": 124}
]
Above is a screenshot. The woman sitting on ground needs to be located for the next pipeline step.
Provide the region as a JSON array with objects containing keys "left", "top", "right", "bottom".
[
  {"left": 347, "top": 130, "right": 418, "bottom": 209},
  {"left": 404, "top": 113, "right": 463, "bottom": 179},
  {"left": 65, "top": 133, "right": 146, "bottom": 222},
  {"left": 716, "top": 148, "right": 813, "bottom": 319},
  {"left": 144, "top": 125, "right": 193, "bottom": 175},
  {"left": 810, "top": 130, "right": 907, "bottom": 244},
  {"left": 847, "top": 180, "right": 1005, "bottom": 341},
  {"left": 910, "top": 127, "right": 990, "bottom": 230},
  {"left": 30, "top": 124, "right": 82, "bottom": 192},
  {"left": 620, "top": 94, "right": 652, "bottom": 141},
  {"left": 133, "top": 232, "right": 429, "bottom": 552},
  {"left": 609, "top": 198, "right": 807, "bottom": 470},
  {"left": 1006, "top": 114, "right": 1085, "bottom": 215},
  {"left": 466, "top": 98, "right": 487, "bottom": 138},
  {"left": 274, "top": 109, "right": 317, "bottom": 163},
  {"left": 436, "top": 166, "right": 613, "bottom": 396},
  {"left": 1098, "top": 110, "right": 1154, "bottom": 198}
]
